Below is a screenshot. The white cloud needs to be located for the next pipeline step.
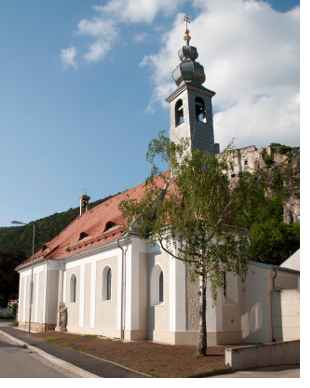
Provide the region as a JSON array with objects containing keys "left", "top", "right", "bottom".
[
  {"left": 61, "top": 0, "right": 186, "bottom": 65},
  {"left": 60, "top": 46, "right": 78, "bottom": 69},
  {"left": 135, "top": 32, "right": 148, "bottom": 42},
  {"left": 78, "top": 17, "right": 115, "bottom": 38},
  {"left": 77, "top": 18, "right": 118, "bottom": 62},
  {"left": 146, "top": 83, "right": 175, "bottom": 113},
  {"left": 94, "top": 0, "right": 186, "bottom": 24},
  {"left": 213, "top": 91, "right": 300, "bottom": 148},
  {"left": 142, "top": 0, "right": 300, "bottom": 148}
]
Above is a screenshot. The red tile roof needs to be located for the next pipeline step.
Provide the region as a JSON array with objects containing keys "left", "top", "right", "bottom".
[{"left": 16, "top": 172, "right": 169, "bottom": 270}]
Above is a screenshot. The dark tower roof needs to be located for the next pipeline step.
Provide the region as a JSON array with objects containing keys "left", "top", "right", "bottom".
[
  {"left": 172, "top": 15, "right": 206, "bottom": 88},
  {"left": 172, "top": 44, "right": 206, "bottom": 87}
]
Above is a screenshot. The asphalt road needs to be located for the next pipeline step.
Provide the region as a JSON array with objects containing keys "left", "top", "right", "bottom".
[{"left": 0, "top": 334, "right": 80, "bottom": 378}]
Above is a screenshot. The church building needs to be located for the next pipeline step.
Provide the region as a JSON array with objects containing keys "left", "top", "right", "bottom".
[{"left": 16, "top": 17, "right": 299, "bottom": 345}]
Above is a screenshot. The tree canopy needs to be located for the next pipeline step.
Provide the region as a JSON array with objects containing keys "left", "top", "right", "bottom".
[
  {"left": 0, "top": 249, "right": 27, "bottom": 307},
  {"left": 119, "top": 132, "right": 258, "bottom": 356}
]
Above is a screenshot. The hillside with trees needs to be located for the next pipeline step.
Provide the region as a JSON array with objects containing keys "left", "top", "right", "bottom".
[
  {"left": 243, "top": 143, "right": 300, "bottom": 266},
  {"left": 0, "top": 193, "right": 119, "bottom": 259}
]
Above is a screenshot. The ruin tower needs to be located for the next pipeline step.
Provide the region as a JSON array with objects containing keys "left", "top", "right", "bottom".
[{"left": 166, "top": 15, "right": 216, "bottom": 155}]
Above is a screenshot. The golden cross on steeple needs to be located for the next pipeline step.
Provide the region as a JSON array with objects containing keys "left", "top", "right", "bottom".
[
  {"left": 83, "top": 187, "right": 88, "bottom": 195},
  {"left": 183, "top": 14, "right": 191, "bottom": 43}
]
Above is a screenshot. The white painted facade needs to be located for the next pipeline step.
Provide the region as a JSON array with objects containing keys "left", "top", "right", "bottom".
[{"left": 17, "top": 240, "right": 300, "bottom": 345}]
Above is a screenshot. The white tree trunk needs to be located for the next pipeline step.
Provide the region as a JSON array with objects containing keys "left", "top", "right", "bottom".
[{"left": 198, "top": 270, "right": 207, "bottom": 356}]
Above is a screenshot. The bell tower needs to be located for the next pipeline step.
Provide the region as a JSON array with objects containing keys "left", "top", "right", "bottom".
[
  {"left": 79, "top": 187, "right": 91, "bottom": 216},
  {"left": 166, "top": 15, "right": 216, "bottom": 156}
]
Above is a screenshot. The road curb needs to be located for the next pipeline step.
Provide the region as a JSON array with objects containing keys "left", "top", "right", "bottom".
[{"left": 0, "top": 329, "right": 101, "bottom": 378}]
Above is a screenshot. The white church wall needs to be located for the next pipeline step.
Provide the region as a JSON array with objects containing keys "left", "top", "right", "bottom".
[
  {"left": 90, "top": 260, "right": 96, "bottom": 329},
  {"left": 25, "top": 276, "right": 32, "bottom": 324},
  {"left": 147, "top": 250, "right": 170, "bottom": 341},
  {"left": 19, "top": 277, "right": 25, "bottom": 322},
  {"left": 124, "top": 243, "right": 134, "bottom": 332},
  {"left": 219, "top": 274, "right": 243, "bottom": 344},
  {"left": 47, "top": 270, "right": 59, "bottom": 325},
  {"left": 95, "top": 256, "right": 118, "bottom": 330},
  {"left": 79, "top": 263, "right": 85, "bottom": 328},
  {"left": 18, "top": 262, "right": 46, "bottom": 327},
  {"left": 241, "top": 263, "right": 273, "bottom": 344},
  {"left": 170, "top": 251, "right": 187, "bottom": 332},
  {"left": 37, "top": 271, "right": 44, "bottom": 323},
  {"left": 123, "top": 240, "right": 149, "bottom": 340},
  {"left": 138, "top": 252, "right": 148, "bottom": 335},
  {"left": 59, "top": 244, "right": 131, "bottom": 337},
  {"left": 66, "top": 265, "right": 80, "bottom": 328},
  {"left": 83, "top": 263, "right": 91, "bottom": 327}
]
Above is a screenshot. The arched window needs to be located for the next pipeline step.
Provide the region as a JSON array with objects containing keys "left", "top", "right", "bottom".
[
  {"left": 175, "top": 99, "right": 184, "bottom": 126},
  {"left": 150, "top": 264, "right": 164, "bottom": 305},
  {"left": 195, "top": 97, "right": 206, "bottom": 123},
  {"left": 70, "top": 274, "right": 76, "bottom": 303},
  {"left": 102, "top": 266, "right": 112, "bottom": 301},
  {"left": 159, "top": 270, "right": 164, "bottom": 303}
]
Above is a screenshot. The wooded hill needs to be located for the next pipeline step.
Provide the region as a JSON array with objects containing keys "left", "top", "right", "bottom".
[{"left": 0, "top": 193, "right": 119, "bottom": 259}]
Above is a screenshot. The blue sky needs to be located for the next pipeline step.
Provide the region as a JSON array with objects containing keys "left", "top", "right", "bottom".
[{"left": 0, "top": 0, "right": 300, "bottom": 228}]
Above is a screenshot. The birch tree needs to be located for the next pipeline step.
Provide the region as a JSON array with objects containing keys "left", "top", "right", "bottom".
[{"left": 119, "top": 132, "right": 256, "bottom": 357}]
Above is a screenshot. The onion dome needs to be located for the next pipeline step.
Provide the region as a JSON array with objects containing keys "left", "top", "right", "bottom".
[{"left": 172, "top": 14, "right": 206, "bottom": 87}]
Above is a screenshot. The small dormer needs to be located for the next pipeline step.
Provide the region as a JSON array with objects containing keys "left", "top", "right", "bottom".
[
  {"left": 103, "top": 221, "right": 117, "bottom": 233},
  {"left": 42, "top": 244, "right": 49, "bottom": 252},
  {"left": 79, "top": 187, "right": 91, "bottom": 216},
  {"left": 78, "top": 232, "right": 91, "bottom": 241}
]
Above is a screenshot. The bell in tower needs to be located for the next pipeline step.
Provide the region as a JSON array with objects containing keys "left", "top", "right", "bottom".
[
  {"left": 166, "top": 15, "right": 217, "bottom": 156},
  {"left": 79, "top": 188, "right": 91, "bottom": 216}
]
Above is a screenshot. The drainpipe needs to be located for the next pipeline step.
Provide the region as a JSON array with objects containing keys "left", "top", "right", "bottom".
[
  {"left": 116, "top": 239, "right": 125, "bottom": 340},
  {"left": 59, "top": 260, "right": 64, "bottom": 304},
  {"left": 271, "top": 267, "right": 278, "bottom": 342}
]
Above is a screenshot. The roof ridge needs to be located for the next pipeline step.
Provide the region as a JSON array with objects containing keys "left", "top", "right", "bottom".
[{"left": 80, "top": 170, "right": 170, "bottom": 214}]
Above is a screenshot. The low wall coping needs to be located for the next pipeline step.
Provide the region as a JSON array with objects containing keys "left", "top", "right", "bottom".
[{"left": 225, "top": 340, "right": 300, "bottom": 371}]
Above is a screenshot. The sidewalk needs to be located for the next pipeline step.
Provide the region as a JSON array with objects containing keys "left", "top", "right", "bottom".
[
  {"left": 0, "top": 326, "right": 148, "bottom": 378},
  {"left": 209, "top": 365, "right": 300, "bottom": 378}
]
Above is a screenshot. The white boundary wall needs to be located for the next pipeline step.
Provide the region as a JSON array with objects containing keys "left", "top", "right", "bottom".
[{"left": 225, "top": 340, "right": 300, "bottom": 370}]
